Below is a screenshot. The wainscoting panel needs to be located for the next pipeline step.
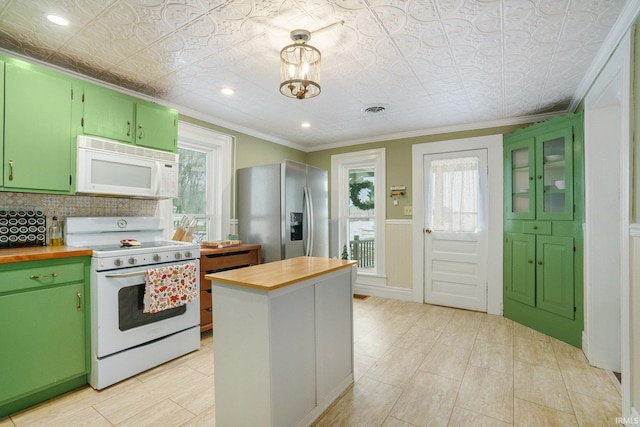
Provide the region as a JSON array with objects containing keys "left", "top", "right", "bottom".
[{"left": 385, "top": 220, "right": 413, "bottom": 290}]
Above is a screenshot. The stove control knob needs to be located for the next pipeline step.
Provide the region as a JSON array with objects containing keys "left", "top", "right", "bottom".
[
  {"left": 128, "top": 257, "right": 138, "bottom": 265},
  {"left": 114, "top": 258, "right": 123, "bottom": 267},
  {"left": 185, "top": 251, "right": 193, "bottom": 258},
  {"left": 153, "top": 254, "right": 162, "bottom": 262},
  {"left": 174, "top": 252, "right": 182, "bottom": 260}
]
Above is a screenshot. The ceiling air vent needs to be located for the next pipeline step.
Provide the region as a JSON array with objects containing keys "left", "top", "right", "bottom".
[{"left": 361, "top": 103, "right": 388, "bottom": 114}]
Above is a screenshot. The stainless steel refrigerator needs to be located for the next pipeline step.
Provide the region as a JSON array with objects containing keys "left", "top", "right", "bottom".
[{"left": 237, "top": 160, "right": 328, "bottom": 263}]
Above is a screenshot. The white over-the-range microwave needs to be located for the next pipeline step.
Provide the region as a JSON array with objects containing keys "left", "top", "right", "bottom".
[{"left": 75, "top": 135, "right": 179, "bottom": 199}]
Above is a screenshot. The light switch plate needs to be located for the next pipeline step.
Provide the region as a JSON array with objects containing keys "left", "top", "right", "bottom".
[{"left": 404, "top": 206, "right": 412, "bottom": 216}]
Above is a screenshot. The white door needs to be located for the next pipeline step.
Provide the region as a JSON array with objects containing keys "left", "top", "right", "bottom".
[{"left": 423, "top": 149, "right": 488, "bottom": 311}]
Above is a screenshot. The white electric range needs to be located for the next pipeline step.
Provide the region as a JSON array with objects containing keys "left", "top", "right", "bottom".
[{"left": 65, "top": 216, "right": 201, "bottom": 390}]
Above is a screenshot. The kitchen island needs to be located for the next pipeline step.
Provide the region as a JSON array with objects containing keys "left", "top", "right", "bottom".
[{"left": 206, "top": 256, "right": 357, "bottom": 427}]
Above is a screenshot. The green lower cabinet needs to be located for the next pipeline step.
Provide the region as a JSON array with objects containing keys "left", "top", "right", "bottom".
[
  {"left": 504, "top": 228, "right": 580, "bottom": 347},
  {"left": 536, "top": 235, "right": 574, "bottom": 319},
  {"left": 0, "top": 258, "right": 90, "bottom": 418},
  {"left": 504, "top": 233, "right": 535, "bottom": 306}
]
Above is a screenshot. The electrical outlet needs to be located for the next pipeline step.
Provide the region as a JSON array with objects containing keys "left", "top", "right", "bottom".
[{"left": 404, "top": 205, "right": 412, "bottom": 216}]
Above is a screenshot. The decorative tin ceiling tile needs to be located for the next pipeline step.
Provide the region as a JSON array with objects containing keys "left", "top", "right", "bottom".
[{"left": 0, "top": 0, "right": 632, "bottom": 146}]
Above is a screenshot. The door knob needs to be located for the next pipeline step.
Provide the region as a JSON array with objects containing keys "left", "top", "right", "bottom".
[{"left": 424, "top": 228, "right": 432, "bottom": 234}]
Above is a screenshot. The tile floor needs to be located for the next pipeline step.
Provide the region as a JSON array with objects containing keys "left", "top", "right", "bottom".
[{"left": 1, "top": 296, "right": 622, "bottom": 426}]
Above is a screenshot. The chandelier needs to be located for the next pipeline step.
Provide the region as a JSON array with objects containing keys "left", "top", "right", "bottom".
[{"left": 279, "top": 29, "right": 321, "bottom": 100}]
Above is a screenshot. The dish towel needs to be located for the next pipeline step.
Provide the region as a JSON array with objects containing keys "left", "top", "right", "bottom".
[{"left": 143, "top": 262, "right": 198, "bottom": 313}]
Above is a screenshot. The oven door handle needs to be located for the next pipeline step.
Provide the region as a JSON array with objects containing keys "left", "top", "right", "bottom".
[{"left": 105, "top": 270, "right": 148, "bottom": 278}]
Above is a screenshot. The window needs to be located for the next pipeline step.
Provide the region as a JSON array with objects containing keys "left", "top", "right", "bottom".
[
  {"left": 160, "top": 122, "right": 232, "bottom": 242},
  {"left": 429, "top": 157, "right": 480, "bottom": 232},
  {"left": 332, "top": 149, "right": 386, "bottom": 279},
  {"left": 173, "top": 146, "right": 210, "bottom": 242}
]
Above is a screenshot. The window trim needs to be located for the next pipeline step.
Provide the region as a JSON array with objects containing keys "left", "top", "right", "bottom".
[
  {"left": 331, "top": 148, "right": 386, "bottom": 280},
  {"left": 160, "top": 122, "right": 233, "bottom": 241}
]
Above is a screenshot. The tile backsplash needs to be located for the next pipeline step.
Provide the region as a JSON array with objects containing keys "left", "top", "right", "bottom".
[{"left": 0, "top": 192, "right": 159, "bottom": 224}]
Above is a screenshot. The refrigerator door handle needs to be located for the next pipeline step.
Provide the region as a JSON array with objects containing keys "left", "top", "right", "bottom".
[{"left": 304, "top": 186, "right": 314, "bottom": 256}]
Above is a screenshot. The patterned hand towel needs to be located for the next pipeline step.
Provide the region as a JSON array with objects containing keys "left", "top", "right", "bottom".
[{"left": 143, "top": 262, "right": 198, "bottom": 313}]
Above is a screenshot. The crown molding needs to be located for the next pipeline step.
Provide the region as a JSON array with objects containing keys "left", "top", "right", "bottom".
[
  {"left": 569, "top": 0, "right": 640, "bottom": 112},
  {"left": 305, "top": 112, "right": 560, "bottom": 152}
]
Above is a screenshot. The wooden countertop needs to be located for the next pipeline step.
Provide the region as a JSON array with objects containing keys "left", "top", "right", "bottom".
[
  {"left": 0, "top": 246, "right": 93, "bottom": 264},
  {"left": 200, "top": 244, "right": 262, "bottom": 255},
  {"left": 206, "top": 256, "right": 357, "bottom": 291}
]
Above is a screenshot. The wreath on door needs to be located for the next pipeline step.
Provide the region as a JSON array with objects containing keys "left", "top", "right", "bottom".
[{"left": 349, "top": 179, "right": 375, "bottom": 211}]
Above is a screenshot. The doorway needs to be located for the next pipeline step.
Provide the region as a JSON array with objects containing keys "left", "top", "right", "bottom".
[
  {"left": 412, "top": 135, "right": 503, "bottom": 315},
  {"left": 423, "top": 150, "right": 488, "bottom": 311}
]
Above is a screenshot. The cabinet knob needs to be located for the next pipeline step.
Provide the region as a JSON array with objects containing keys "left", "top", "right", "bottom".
[
  {"left": 529, "top": 176, "right": 533, "bottom": 181},
  {"left": 537, "top": 175, "right": 543, "bottom": 179},
  {"left": 528, "top": 260, "right": 533, "bottom": 264},
  {"left": 532, "top": 226, "right": 538, "bottom": 230},
  {"left": 537, "top": 261, "right": 543, "bottom": 265}
]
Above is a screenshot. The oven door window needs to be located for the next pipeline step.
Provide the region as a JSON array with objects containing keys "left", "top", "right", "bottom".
[{"left": 118, "top": 284, "right": 186, "bottom": 331}]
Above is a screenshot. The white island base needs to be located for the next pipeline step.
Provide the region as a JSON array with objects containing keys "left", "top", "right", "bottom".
[{"left": 207, "top": 257, "right": 357, "bottom": 427}]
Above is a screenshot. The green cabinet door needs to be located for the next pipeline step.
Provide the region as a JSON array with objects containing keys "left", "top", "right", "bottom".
[
  {"left": 504, "top": 233, "right": 536, "bottom": 306},
  {"left": 83, "top": 84, "right": 135, "bottom": 143},
  {"left": 535, "top": 127, "right": 574, "bottom": 221},
  {"left": 135, "top": 102, "right": 178, "bottom": 152},
  {"left": 4, "top": 63, "right": 73, "bottom": 192},
  {"left": 0, "top": 283, "right": 86, "bottom": 404},
  {"left": 536, "top": 235, "right": 575, "bottom": 319},
  {"left": 0, "top": 61, "right": 3, "bottom": 181},
  {"left": 505, "top": 138, "right": 535, "bottom": 219}
]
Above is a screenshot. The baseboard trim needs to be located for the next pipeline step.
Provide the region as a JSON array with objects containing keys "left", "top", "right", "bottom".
[{"left": 353, "top": 283, "right": 413, "bottom": 301}]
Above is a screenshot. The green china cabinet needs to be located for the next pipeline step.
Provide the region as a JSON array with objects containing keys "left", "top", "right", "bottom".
[
  {"left": 503, "top": 112, "right": 584, "bottom": 347},
  {"left": 0, "top": 257, "right": 90, "bottom": 418}
]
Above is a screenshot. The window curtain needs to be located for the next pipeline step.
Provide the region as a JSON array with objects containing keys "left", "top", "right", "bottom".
[{"left": 430, "top": 157, "right": 479, "bottom": 232}]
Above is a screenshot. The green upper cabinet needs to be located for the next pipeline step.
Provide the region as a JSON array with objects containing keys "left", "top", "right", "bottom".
[
  {"left": 535, "top": 127, "right": 574, "bottom": 220},
  {"left": 3, "top": 62, "right": 74, "bottom": 193},
  {"left": 505, "top": 125, "right": 574, "bottom": 221},
  {"left": 135, "top": 102, "right": 178, "bottom": 152},
  {"left": 0, "top": 60, "right": 4, "bottom": 183},
  {"left": 82, "top": 83, "right": 178, "bottom": 152},
  {"left": 505, "top": 138, "right": 535, "bottom": 220},
  {"left": 82, "top": 84, "right": 135, "bottom": 143}
]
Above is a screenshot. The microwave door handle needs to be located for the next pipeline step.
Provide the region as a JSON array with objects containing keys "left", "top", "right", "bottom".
[{"left": 154, "top": 161, "right": 162, "bottom": 196}]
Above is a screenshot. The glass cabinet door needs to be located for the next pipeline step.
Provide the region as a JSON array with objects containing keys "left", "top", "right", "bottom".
[
  {"left": 506, "top": 138, "right": 535, "bottom": 219},
  {"left": 535, "top": 127, "right": 573, "bottom": 220}
]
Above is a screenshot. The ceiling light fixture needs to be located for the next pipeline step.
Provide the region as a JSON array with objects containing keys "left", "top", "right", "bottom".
[
  {"left": 280, "top": 29, "right": 321, "bottom": 100},
  {"left": 47, "top": 14, "right": 69, "bottom": 26},
  {"left": 301, "top": 122, "right": 311, "bottom": 128},
  {"left": 221, "top": 88, "right": 234, "bottom": 95}
]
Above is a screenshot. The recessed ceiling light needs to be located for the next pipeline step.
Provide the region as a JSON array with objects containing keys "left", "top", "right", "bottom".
[
  {"left": 301, "top": 122, "right": 311, "bottom": 128},
  {"left": 221, "top": 88, "right": 234, "bottom": 95},
  {"left": 47, "top": 15, "right": 69, "bottom": 26}
]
